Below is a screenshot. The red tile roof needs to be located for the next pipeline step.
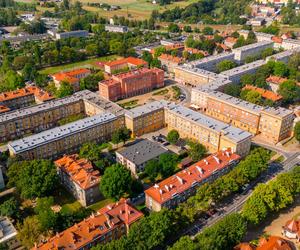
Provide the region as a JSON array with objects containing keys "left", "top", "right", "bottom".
[
  {"left": 243, "top": 85, "right": 283, "bottom": 102},
  {"left": 0, "top": 86, "right": 53, "bottom": 102},
  {"left": 266, "top": 75, "right": 288, "bottom": 85},
  {"left": 216, "top": 43, "right": 231, "bottom": 51},
  {"left": 158, "top": 53, "right": 185, "bottom": 64},
  {"left": 184, "top": 47, "right": 209, "bottom": 56},
  {"left": 52, "top": 68, "right": 91, "bottom": 84},
  {"left": 33, "top": 199, "right": 143, "bottom": 250},
  {"left": 272, "top": 36, "right": 283, "bottom": 44},
  {"left": 55, "top": 154, "right": 100, "bottom": 190},
  {"left": 225, "top": 37, "right": 238, "bottom": 44},
  {"left": 0, "top": 105, "right": 10, "bottom": 113},
  {"left": 283, "top": 219, "right": 300, "bottom": 235},
  {"left": 257, "top": 236, "right": 291, "bottom": 250},
  {"left": 104, "top": 57, "right": 147, "bottom": 67},
  {"left": 145, "top": 149, "right": 240, "bottom": 205},
  {"left": 234, "top": 243, "right": 255, "bottom": 250}
]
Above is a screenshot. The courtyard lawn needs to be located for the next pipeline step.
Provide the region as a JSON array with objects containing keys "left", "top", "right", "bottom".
[
  {"left": 88, "top": 198, "right": 113, "bottom": 212},
  {"left": 39, "top": 55, "right": 120, "bottom": 75}
]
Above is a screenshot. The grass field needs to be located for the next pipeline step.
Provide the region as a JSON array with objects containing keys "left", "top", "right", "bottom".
[
  {"left": 88, "top": 198, "right": 113, "bottom": 212},
  {"left": 39, "top": 55, "right": 119, "bottom": 75}
]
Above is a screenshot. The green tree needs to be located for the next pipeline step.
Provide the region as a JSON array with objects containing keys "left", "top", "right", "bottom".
[
  {"left": 56, "top": 81, "right": 73, "bottom": 98},
  {"left": 223, "top": 84, "right": 241, "bottom": 97},
  {"left": 168, "top": 23, "right": 180, "bottom": 33},
  {"left": 7, "top": 160, "right": 58, "bottom": 199},
  {"left": 100, "top": 163, "right": 133, "bottom": 200},
  {"left": 202, "top": 26, "right": 213, "bottom": 35},
  {"left": 216, "top": 60, "right": 237, "bottom": 73},
  {"left": 79, "top": 142, "right": 102, "bottom": 162},
  {"left": 169, "top": 236, "right": 198, "bottom": 250},
  {"left": 187, "top": 140, "right": 207, "bottom": 161},
  {"left": 144, "top": 159, "right": 160, "bottom": 182},
  {"left": 183, "top": 25, "right": 192, "bottom": 33},
  {"left": 240, "top": 89, "right": 262, "bottom": 105},
  {"left": 80, "top": 72, "right": 104, "bottom": 91},
  {"left": 17, "top": 216, "right": 42, "bottom": 249},
  {"left": 35, "top": 197, "right": 57, "bottom": 232},
  {"left": 0, "top": 197, "right": 19, "bottom": 219},
  {"left": 112, "top": 128, "right": 131, "bottom": 145},
  {"left": 294, "top": 122, "right": 300, "bottom": 142},
  {"left": 167, "top": 129, "right": 180, "bottom": 144},
  {"left": 278, "top": 80, "right": 300, "bottom": 104},
  {"left": 273, "top": 61, "right": 289, "bottom": 77},
  {"left": 240, "top": 74, "right": 256, "bottom": 86},
  {"left": 159, "top": 153, "right": 178, "bottom": 178}
]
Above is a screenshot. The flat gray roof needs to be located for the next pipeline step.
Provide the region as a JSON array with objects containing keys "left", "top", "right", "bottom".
[
  {"left": 189, "top": 52, "right": 235, "bottom": 67},
  {"left": 233, "top": 41, "right": 273, "bottom": 52},
  {"left": 117, "top": 139, "right": 168, "bottom": 165},
  {"left": 8, "top": 112, "right": 117, "bottom": 154},
  {"left": 0, "top": 217, "right": 17, "bottom": 243},
  {"left": 167, "top": 104, "right": 252, "bottom": 142},
  {"left": 221, "top": 60, "right": 265, "bottom": 76}
]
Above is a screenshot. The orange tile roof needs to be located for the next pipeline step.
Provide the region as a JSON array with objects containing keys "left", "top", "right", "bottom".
[
  {"left": 243, "top": 85, "right": 282, "bottom": 102},
  {"left": 104, "top": 57, "right": 147, "bottom": 67},
  {"left": 184, "top": 47, "right": 209, "bottom": 56},
  {"left": 145, "top": 149, "right": 240, "bottom": 205},
  {"left": 216, "top": 43, "right": 231, "bottom": 51},
  {"left": 266, "top": 75, "right": 288, "bottom": 85},
  {"left": 33, "top": 198, "right": 143, "bottom": 250},
  {"left": 52, "top": 68, "right": 91, "bottom": 84},
  {"left": 55, "top": 154, "right": 100, "bottom": 190},
  {"left": 225, "top": 37, "right": 238, "bottom": 44},
  {"left": 0, "top": 86, "right": 53, "bottom": 103},
  {"left": 283, "top": 219, "right": 300, "bottom": 234},
  {"left": 0, "top": 105, "right": 10, "bottom": 113},
  {"left": 272, "top": 36, "right": 283, "bottom": 43},
  {"left": 257, "top": 236, "right": 291, "bottom": 250},
  {"left": 164, "top": 43, "right": 185, "bottom": 51},
  {"left": 158, "top": 53, "right": 185, "bottom": 64},
  {"left": 234, "top": 243, "right": 255, "bottom": 250}
]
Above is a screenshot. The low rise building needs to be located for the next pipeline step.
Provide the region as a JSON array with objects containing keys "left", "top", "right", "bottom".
[
  {"left": 52, "top": 30, "right": 89, "bottom": 40},
  {"left": 234, "top": 236, "right": 292, "bottom": 250},
  {"left": 224, "top": 37, "right": 238, "bottom": 48},
  {"left": 116, "top": 139, "right": 168, "bottom": 177},
  {"left": 266, "top": 75, "right": 295, "bottom": 93},
  {"left": 243, "top": 85, "right": 283, "bottom": 103},
  {"left": 55, "top": 154, "right": 102, "bottom": 206},
  {"left": 99, "top": 68, "right": 164, "bottom": 101},
  {"left": 232, "top": 41, "right": 273, "bottom": 62},
  {"left": 52, "top": 68, "right": 91, "bottom": 91},
  {"left": 0, "top": 86, "right": 53, "bottom": 110},
  {"left": 184, "top": 47, "right": 209, "bottom": 57},
  {"left": 145, "top": 148, "right": 240, "bottom": 211},
  {"left": 0, "top": 217, "right": 20, "bottom": 250},
  {"left": 33, "top": 199, "right": 143, "bottom": 250},
  {"left": 158, "top": 53, "right": 185, "bottom": 73},
  {"left": 8, "top": 112, "right": 124, "bottom": 160},
  {"left": 282, "top": 219, "right": 300, "bottom": 241},
  {"left": 103, "top": 57, "right": 148, "bottom": 74},
  {"left": 105, "top": 24, "right": 128, "bottom": 33}
]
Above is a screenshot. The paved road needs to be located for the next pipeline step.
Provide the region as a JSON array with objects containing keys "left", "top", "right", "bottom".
[
  {"left": 175, "top": 83, "right": 191, "bottom": 105},
  {"left": 181, "top": 151, "right": 300, "bottom": 238}
]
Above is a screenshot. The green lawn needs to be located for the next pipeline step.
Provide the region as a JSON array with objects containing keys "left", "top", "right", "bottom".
[
  {"left": 88, "top": 198, "right": 113, "bottom": 212},
  {"left": 39, "top": 55, "right": 120, "bottom": 75}
]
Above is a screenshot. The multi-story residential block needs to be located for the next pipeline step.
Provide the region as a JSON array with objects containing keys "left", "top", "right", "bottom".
[
  {"left": 232, "top": 41, "right": 273, "bottom": 62},
  {"left": 116, "top": 139, "right": 169, "bottom": 177},
  {"left": 105, "top": 24, "right": 128, "bottom": 33},
  {"left": 158, "top": 54, "right": 185, "bottom": 73},
  {"left": 99, "top": 68, "right": 164, "bottom": 101},
  {"left": 52, "top": 68, "right": 91, "bottom": 91},
  {"left": 8, "top": 112, "right": 124, "bottom": 160},
  {"left": 50, "top": 30, "right": 89, "bottom": 40},
  {"left": 0, "top": 90, "right": 124, "bottom": 143},
  {"left": 103, "top": 57, "right": 148, "bottom": 74},
  {"left": 0, "top": 217, "right": 21, "bottom": 250},
  {"left": 191, "top": 89, "right": 294, "bottom": 144},
  {"left": 125, "top": 101, "right": 166, "bottom": 137},
  {"left": 33, "top": 199, "right": 143, "bottom": 250},
  {"left": 145, "top": 148, "right": 240, "bottom": 211},
  {"left": 165, "top": 103, "right": 252, "bottom": 157},
  {"left": 0, "top": 86, "right": 54, "bottom": 110},
  {"left": 55, "top": 154, "right": 102, "bottom": 206}
]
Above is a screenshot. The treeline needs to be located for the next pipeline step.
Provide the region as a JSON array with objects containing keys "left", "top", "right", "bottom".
[
  {"left": 0, "top": 0, "right": 36, "bottom": 11},
  {"left": 91, "top": 148, "right": 271, "bottom": 250},
  {"left": 0, "top": 8, "right": 19, "bottom": 26},
  {"left": 153, "top": 0, "right": 251, "bottom": 24}
]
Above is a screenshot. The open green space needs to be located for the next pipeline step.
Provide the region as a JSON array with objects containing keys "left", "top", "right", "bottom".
[
  {"left": 88, "top": 198, "right": 113, "bottom": 212},
  {"left": 39, "top": 55, "right": 119, "bottom": 75}
]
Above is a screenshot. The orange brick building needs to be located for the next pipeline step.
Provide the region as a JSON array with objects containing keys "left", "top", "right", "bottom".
[
  {"left": 33, "top": 199, "right": 143, "bottom": 250},
  {"left": 99, "top": 68, "right": 164, "bottom": 101},
  {"left": 52, "top": 68, "right": 91, "bottom": 91},
  {"left": 103, "top": 57, "right": 148, "bottom": 74}
]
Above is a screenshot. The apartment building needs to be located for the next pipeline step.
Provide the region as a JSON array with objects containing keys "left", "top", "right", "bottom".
[
  {"left": 0, "top": 217, "right": 20, "bottom": 250},
  {"left": 103, "top": 57, "right": 148, "bottom": 74},
  {"left": 125, "top": 101, "right": 166, "bottom": 137},
  {"left": 165, "top": 104, "right": 252, "bottom": 157},
  {"left": 232, "top": 41, "right": 273, "bottom": 62},
  {"left": 55, "top": 154, "right": 102, "bottom": 207},
  {"left": 0, "top": 90, "right": 124, "bottom": 143},
  {"left": 52, "top": 68, "right": 91, "bottom": 91},
  {"left": 145, "top": 148, "right": 241, "bottom": 211},
  {"left": 191, "top": 89, "right": 294, "bottom": 144},
  {"left": 7, "top": 112, "right": 124, "bottom": 160},
  {"left": 99, "top": 68, "right": 164, "bottom": 101},
  {"left": 105, "top": 24, "right": 128, "bottom": 33},
  {"left": 33, "top": 199, "right": 143, "bottom": 250},
  {"left": 52, "top": 30, "right": 89, "bottom": 40},
  {"left": 116, "top": 139, "right": 168, "bottom": 177},
  {"left": 158, "top": 54, "right": 185, "bottom": 73},
  {"left": 0, "top": 86, "right": 54, "bottom": 110}
]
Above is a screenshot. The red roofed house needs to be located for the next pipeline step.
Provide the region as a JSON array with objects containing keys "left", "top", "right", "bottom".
[
  {"left": 282, "top": 219, "right": 300, "bottom": 241},
  {"left": 32, "top": 198, "right": 143, "bottom": 250},
  {"left": 243, "top": 85, "right": 283, "bottom": 103},
  {"left": 55, "top": 154, "right": 102, "bottom": 207},
  {"left": 99, "top": 67, "right": 164, "bottom": 101},
  {"left": 235, "top": 236, "right": 292, "bottom": 250},
  {"left": 266, "top": 75, "right": 289, "bottom": 93},
  {"left": 224, "top": 37, "right": 238, "bottom": 48},
  {"left": 52, "top": 68, "right": 91, "bottom": 92},
  {"left": 0, "top": 86, "right": 54, "bottom": 110},
  {"left": 103, "top": 57, "right": 148, "bottom": 74},
  {"left": 184, "top": 47, "right": 209, "bottom": 57},
  {"left": 145, "top": 148, "right": 240, "bottom": 211},
  {"left": 158, "top": 53, "right": 185, "bottom": 73}
]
